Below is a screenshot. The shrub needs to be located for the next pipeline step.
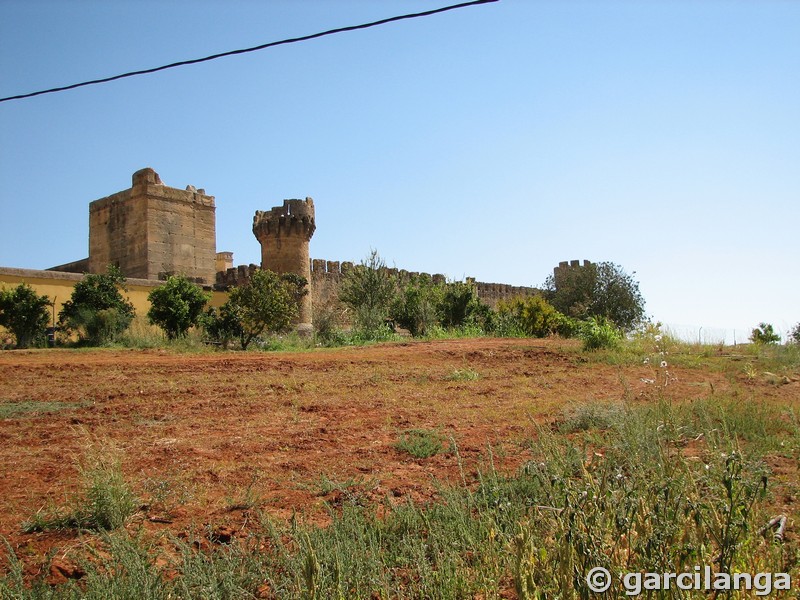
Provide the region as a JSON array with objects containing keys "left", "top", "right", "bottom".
[
  {"left": 579, "top": 316, "right": 622, "bottom": 351},
  {"left": 447, "top": 368, "right": 480, "bottom": 381},
  {"left": 438, "top": 281, "right": 492, "bottom": 331},
  {"left": 395, "top": 429, "right": 444, "bottom": 459},
  {"left": 23, "top": 441, "right": 136, "bottom": 532},
  {"left": 203, "top": 303, "right": 242, "bottom": 348},
  {"left": 0, "top": 283, "right": 51, "bottom": 348},
  {"left": 391, "top": 274, "right": 443, "bottom": 336},
  {"left": 58, "top": 266, "right": 135, "bottom": 345},
  {"left": 497, "top": 295, "right": 565, "bottom": 338},
  {"left": 750, "top": 322, "right": 780, "bottom": 345},
  {"left": 339, "top": 250, "right": 397, "bottom": 336},
  {"left": 147, "top": 275, "right": 211, "bottom": 339}
]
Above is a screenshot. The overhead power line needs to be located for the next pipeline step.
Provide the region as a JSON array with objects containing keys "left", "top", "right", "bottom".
[{"left": 0, "top": 0, "right": 498, "bottom": 104}]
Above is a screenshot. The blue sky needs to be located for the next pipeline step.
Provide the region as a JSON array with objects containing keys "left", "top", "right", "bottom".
[{"left": 1, "top": 0, "right": 798, "bottom": 342}]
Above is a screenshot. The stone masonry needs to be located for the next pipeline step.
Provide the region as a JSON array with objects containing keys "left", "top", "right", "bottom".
[
  {"left": 252, "top": 198, "right": 316, "bottom": 332},
  {"left": 45, "top": 167, "right": 570, "bottom": 330},
  {"left": 52, "top": 168, "right": 218, "bottom": 284}
]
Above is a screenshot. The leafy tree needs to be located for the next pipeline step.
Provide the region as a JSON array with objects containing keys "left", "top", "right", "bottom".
[
  {"left": 0, "top": 283, "right": 52, "bottom": 348},
  {"left": 58, "top": 266, "right": 135, "bottom": 345},
  {"left": 339, "top": 250, "right": 397, "bottom": 336},
  {"left": 225, "top": 269, "right": 303, "bottom": 350},
  {"left": 749, "top": 322, "right": 780, "bottom": 345},
  {"left": 147, "top": 275, "right": 210, "bottom": 339},
  {"left": 497, "top": 295, "right": 567, "bottom": 338},
  {"left": 543, "top": 261, "right": 645, "bottom": 332},
  {"left": 391, "top": 275, "right": 443, "bottom": 336}
]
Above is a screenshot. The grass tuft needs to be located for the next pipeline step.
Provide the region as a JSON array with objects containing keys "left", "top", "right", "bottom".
[
  {"left": 22, "top": 439, "right": 137, "bottom": 533},
  {"left": 395, "top": 428, "right": 445, "bottom": 459}
]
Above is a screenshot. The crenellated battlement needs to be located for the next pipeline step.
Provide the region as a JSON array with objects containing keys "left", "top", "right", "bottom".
[
  {"left": 252, "top": 198, "right": 316, "bottom": 241},
  {"left": 215, "top": 263, "right": 260, "bottom": 289},
  {"left": 214, "top": 257, "right": 540, "bottom": 310},
  {"left": 39, "top": 166, "right": 577, "bottom": 333},
  {"left": 252, "top": 198, "right": 316, "bottom": 332},
  {"left": 306, "top": 258, "right": 538, "bottom": 308},
  {"left": 553, "top": 259, "right": 593, "bottom": 284}
]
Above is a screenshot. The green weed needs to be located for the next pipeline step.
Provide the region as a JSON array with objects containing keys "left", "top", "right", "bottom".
[
  {"left": 22, "top": 440, "right": 137, "bottom": 533},
  {"left": 395, "top": 428, "right": 445, "bottom": 459},
  {"left": 0, "top": 400, "right": 84, "bottom": 419},
  {"left": 446, "top": 367, "right": 480, "bottom": 382},
  {"left": 3, "top": 394, "right": 797, "bottom": 598}
]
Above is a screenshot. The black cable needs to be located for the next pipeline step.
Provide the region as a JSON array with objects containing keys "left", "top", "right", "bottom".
[{"left": 0, "top": 0, "right": 498, "bottom": 104}]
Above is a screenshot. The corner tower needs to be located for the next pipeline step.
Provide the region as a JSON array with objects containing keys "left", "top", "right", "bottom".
[
  {"left": 88, "top": 168, "right": 216, "bottom": 283},
  {"left": 252, "top": 198, "right": 316, "bottom": 332}
]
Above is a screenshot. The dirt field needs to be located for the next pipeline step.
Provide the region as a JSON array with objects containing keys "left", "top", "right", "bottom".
[{"left": 1, "top": 337, "right": 798, "bottom": 584}]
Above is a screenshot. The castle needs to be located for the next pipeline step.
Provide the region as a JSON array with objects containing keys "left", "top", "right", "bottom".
[{"left": 28, "top": 168, "right": 587, "bottom": 328}]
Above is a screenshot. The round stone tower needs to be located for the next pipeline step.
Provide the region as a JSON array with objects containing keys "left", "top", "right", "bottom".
[{"left": 252, "top": 198, "right": 316, "bottom": 333}]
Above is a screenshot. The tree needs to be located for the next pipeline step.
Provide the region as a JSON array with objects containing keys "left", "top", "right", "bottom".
[
  {"left": 339, "top": 250, "right": 397, "bottom": 335},
  {"left": 788, "top": 323, "right": 800, "bottom": 345},
  {"left": 543, "top": 261, "right": 645, "bottom": 332},
  {"left": 0, "top": 283, "right": 52, "bottom": 348},
  {"left": 58, "top": 266, "right": 135, "bottom": 345},
  {"left": 147, "top": 275, "right": 210, "bottom": 339},
  {"left": 749, "top": 322, "right": 780, "bottom": 345},
  {"left": 225, "top": 269, "right": 303, "bottom": 350}
]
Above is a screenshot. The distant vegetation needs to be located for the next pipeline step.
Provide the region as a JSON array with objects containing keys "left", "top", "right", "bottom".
[
  {"left": 1, "top": 252, "right": 797, "bottom": 354},
  {"left": 0, "top": 282, "right": 51, "bottom": 348},
  {"left": 147, "top": 275, "right": 210, "bottom": 340},
  {"left": 57, "top": 266, "right": 135, "bottom": 345}
]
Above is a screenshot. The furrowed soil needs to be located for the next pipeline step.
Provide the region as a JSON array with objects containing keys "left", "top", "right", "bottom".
[{"left": 0, "top": 337, "right": 798, "bottom": 584}]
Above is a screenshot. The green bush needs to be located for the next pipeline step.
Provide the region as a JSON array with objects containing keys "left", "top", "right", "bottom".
[
  {"left": 391, "top": 274, "right": 443, "bottom": 336},
  {"left": 438, "top": 281, "right": 493, "bottom": 332},
  {"left": 0, "top": 283, "right": 51, "bottom": 348},
  {"left": 447, "top": 368, "right": 480, "bottom": 381},
  {"left": 23, "top": 442, "right": 137, "bottom": 532},
  {"left": 497, "top": 295, "right": 566, "bottom": 338},
  {"left": 579, "top": 316, "right": 622, "bottom": 351},
  {"left": 58, "top": 266, "right": 135, "bottom": 345},
  {"left": 395, "top": 429, "right": 445, "bottom": 458},
  {"left": 147, "top": 275, "right": 210, "bottom": 339},
  {"left": 202, "top": 303, "right": 242, "bottom": 348},
  {"left": 339, "top": 250, "right": 397, "bottom": 337}
]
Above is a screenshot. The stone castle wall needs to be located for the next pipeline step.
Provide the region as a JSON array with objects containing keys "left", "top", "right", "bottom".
[
  {"left": 216, "top": 258, "right": 541, "bottom": 313},
  {"left": 28, "top": 167, "right": 574, "bottom": 332}
]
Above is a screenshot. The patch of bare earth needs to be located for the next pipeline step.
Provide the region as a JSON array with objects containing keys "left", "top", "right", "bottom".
[{"left": 0, "top": 338, "right": 797, "bottom": 582}]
